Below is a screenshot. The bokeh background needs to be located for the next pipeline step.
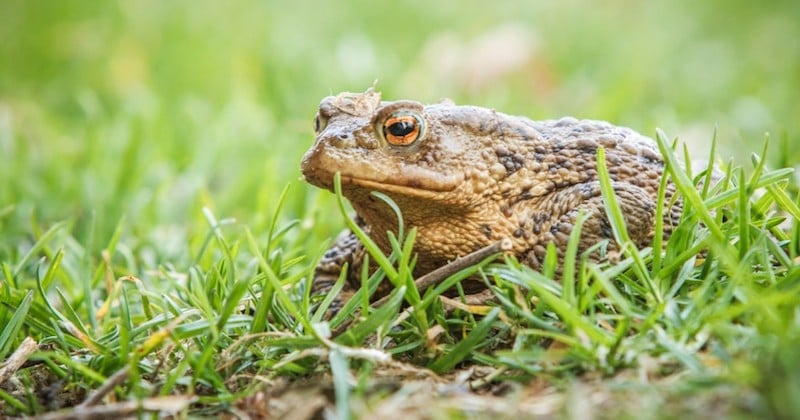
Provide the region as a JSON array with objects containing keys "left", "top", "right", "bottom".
[{"left": 1, "top": 0, "right": 799, "bottom": 257}]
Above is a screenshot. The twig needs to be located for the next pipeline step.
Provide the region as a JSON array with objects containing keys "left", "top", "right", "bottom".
[
  {"left": 332, "top": 239, "right": 511, "bottom": 336},
  {"left": 33, "top": 395, "right": 195, "bottom": 420},
  {"left": 78, "top": 365, "right": 131, "bottom": 407},
  {"left": 0, "top": 336, "right": 38, "bottom": 385},
  {"left": 373, "top": 238, "right": 511, "bottom": 308}
]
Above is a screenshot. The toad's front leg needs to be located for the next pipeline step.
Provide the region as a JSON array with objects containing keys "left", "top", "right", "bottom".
[{"left": 311, "top": 227, "right": 363, "bottom": 318}]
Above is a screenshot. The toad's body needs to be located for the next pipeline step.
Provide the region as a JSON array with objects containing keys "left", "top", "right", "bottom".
[{"left": 301, "top": 89, "right": 680, "bottom": 311}]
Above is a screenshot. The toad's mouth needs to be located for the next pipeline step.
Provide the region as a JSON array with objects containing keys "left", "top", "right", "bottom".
[
  {"left": 300, "top": 147, "right": 463, "bottom": 197},
  {"left": 305, "top": 168, "right": 462, "bottom": 198},
  {"left": 343, "top": 174, "right": 460, "bottom": 196}
]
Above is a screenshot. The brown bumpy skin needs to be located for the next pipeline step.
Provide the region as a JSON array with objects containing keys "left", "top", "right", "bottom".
[{"left": 301, "top": 88, "right": 681, "bottom": 315}]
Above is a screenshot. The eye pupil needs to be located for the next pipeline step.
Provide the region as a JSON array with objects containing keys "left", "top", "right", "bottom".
[{"left": 388, "top": 121, "right": 415, "bottom": 137}]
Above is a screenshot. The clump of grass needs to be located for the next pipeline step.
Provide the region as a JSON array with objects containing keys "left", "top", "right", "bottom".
[{"left": 1, "top": 131, "right": 799, "bottom": 418}]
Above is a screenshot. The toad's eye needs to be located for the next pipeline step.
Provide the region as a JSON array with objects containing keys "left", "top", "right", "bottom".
[
  {"left": 314, "top": 113, "right": 328, "bottom": 134},
  {"left": 383, "top": 113, "right": 424, "bottom": 146}
]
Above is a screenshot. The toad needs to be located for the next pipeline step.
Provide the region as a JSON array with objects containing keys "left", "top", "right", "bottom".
[{"left": 301, "top": 88, "right": 681, "bottom": 314}]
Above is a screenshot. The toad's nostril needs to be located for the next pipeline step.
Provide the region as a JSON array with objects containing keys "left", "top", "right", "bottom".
[{"left": 329, "top": 132, "right": 356, "bottom": 148}]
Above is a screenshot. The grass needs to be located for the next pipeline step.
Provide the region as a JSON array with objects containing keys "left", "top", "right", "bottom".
[
  {"left": 2, "top": 0, "right": 800, "bottom": 418},
  {"left": 3, "top": 129, "right": 800, "bottom": 418}
]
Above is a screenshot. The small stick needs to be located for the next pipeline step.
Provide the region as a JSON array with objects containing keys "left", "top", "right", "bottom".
[
  {"left": 79, "top": 365, "right": 131, "bottom": 407},
  {"left": 332, "top": 238, "right": 511, "bottom": 336},
  {"left": 0, "top": 336, "right": 38, "bottom": 385},
  {"left": 35, "top": 395, "right": 195, "bottom": 420},
  {"left": 371, "top": 238, "right": 512, "bottom": 308}
]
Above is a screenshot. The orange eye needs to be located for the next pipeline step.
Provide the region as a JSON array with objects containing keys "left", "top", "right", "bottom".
[{"left": 383, "top": 114, "right": 423, "bottom": 146}]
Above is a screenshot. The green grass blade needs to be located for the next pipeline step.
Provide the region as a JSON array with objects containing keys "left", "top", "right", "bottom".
[
  {"left": 651, "top": 157, "right": 672, "bottom": 278},
  {"left": 311, "top": 265, "right": 349, "bottom": 324},
  {"left": 596, "top": 147, "right": 630, "bottom": 244},
  {"left": 0, "top": 388, "right": 29, "bottom": 414},
  {"left": 429, "top": 307, "right": 500, "bottom": 373},
  {"left": 217, "top": 275, "right": 252, "bottom": 331},
  {"left": 335, "top": 286, "right": 405, "bottom": 346},
  {"left": 265, "top": 184, "right": 292, "bottom": 258},
  {"left": 245, "top": 228, "right": 313, "bottom": 334},
  {"left": 586, "top": 266, "right": 633, "bottom": 316},
  {"left": 525, "top": 275, "right": 613, "bottom": 347},
  {"left": 737, "top": 168, "right": 751, "bottom": 259},
  {"left": 12, "top": 221, "right": 67, "bottom": 276},
  {"left": 1, "top": 263, "right": 14, "bottom": 290},
  {"left": 656, "top": 130, "right": 724, "bottom": 240},
  {"left": 371, "top": 191, "right": 404, "bottom": 241},
  {"left": 766, "top": 183, "right": 800, "bottom": 221},
  {"left": 0, "top": 290, "right": 34, "bottom": 361},
  {"left": 330, "top": 348, "right": 352, "bottom": 420},
  {"left": 39, "top": 249, "right": 64, "bottom": 292},
  {"left": 562, "top": 212, "right": 589, "bottom": 307},
  {"left": 329, "top": 266, "right": 386, "bottom": 329},
  {"left": 700, "top": 129, "right": 718, "bottom": 198},
  {"left": 333, "top": 172, "right": 398, "bottom": 279},
  {"left": 596, "top": 146, "right": 660, "bottom": 302},
  {"left": 249, "top": 273, "right": 274, "bottom": 334},
  {"left": 418, "top": 257, "right": 496, "bottom": 311},
  {"left": 748, "top": 138, "right": 770, "bottom": 188},
  {"left": 704, "top": 167, "right": 794, "bottom": 210},
  {"left": 32, "top": 351, "right": 107, "bottom": 384}
]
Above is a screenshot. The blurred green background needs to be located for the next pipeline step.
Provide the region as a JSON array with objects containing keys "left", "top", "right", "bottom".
[{"left": 1, "top": 0, "right": 798, "bottom": 258}]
